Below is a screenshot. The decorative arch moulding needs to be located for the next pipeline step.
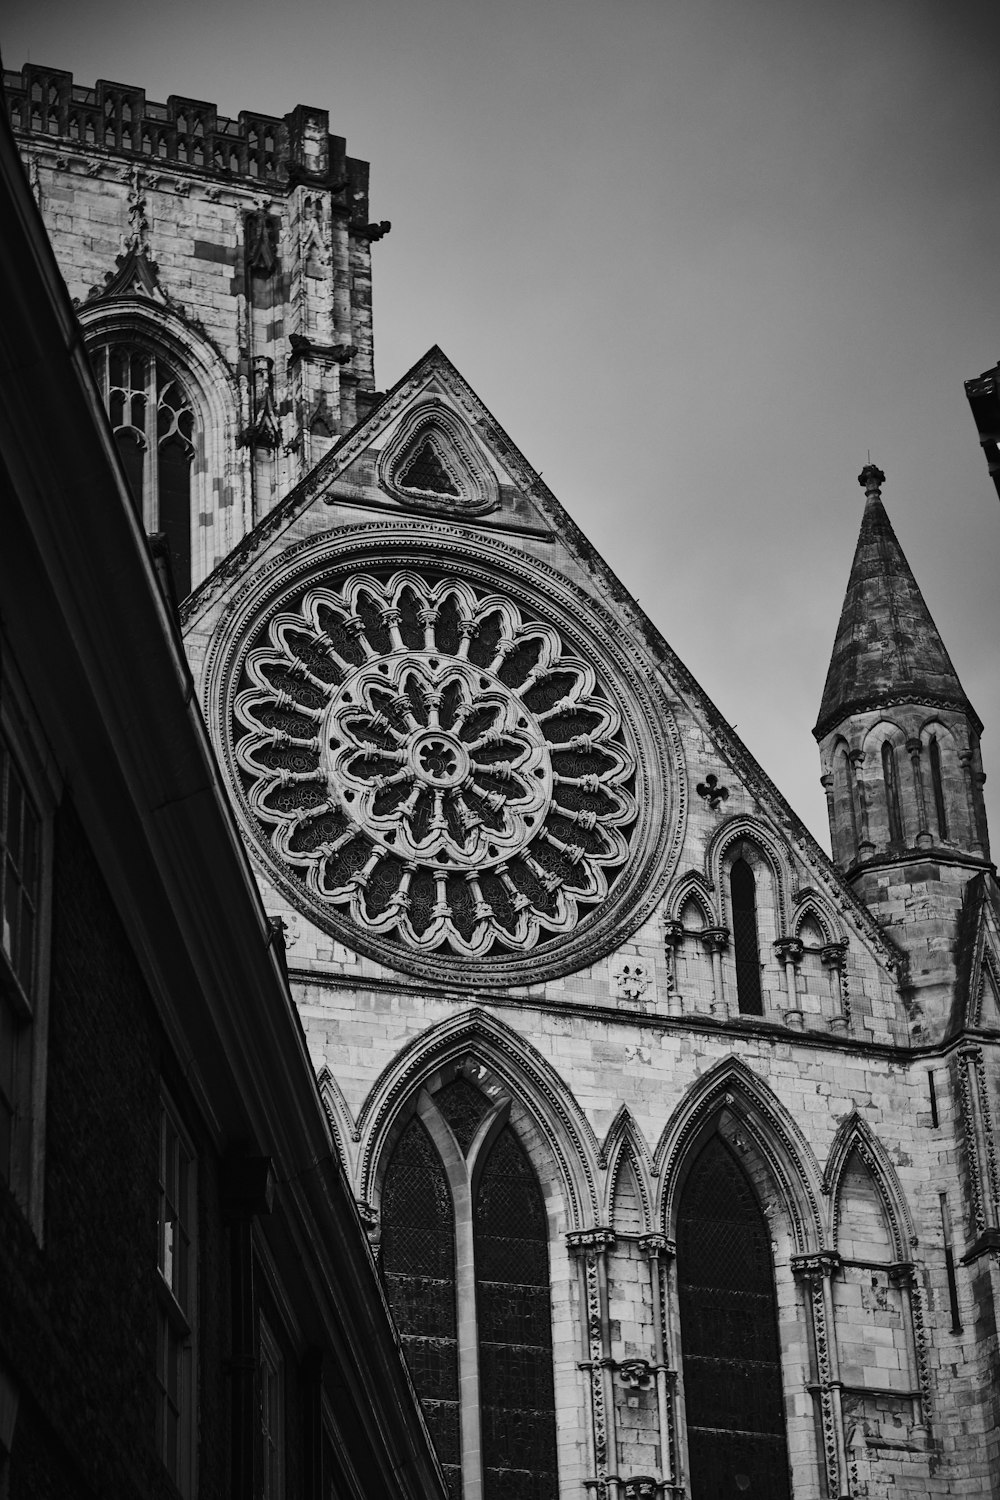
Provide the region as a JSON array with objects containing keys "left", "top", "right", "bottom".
[
  {"left": 375, "top": 398, "right": 500, "bottom": 515},
  {"left": 205, "top": 525, "right": 686, "bottom": 988},
  {"left": 352, "top": 1007, "right": 602, "bottom": 1227}
]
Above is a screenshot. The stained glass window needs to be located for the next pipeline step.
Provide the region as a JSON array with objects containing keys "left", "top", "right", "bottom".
[
  {"left": 380, "top": 1087, "right": 558, "bottom": 1499},
  {"left": 731, "top": 858, "right": 763, "bottom": 1015},
  {"left": 399, "top": 437, "right": 459, "bottom": 495},
  {"left": 381, "top": 1118, "right": 461, "bottom": 1495},
  {"left": 677, "top": 1136, "right": 790, "bottom": 1500},
  {"left": 435, "top": 1077, "right": 491, "bottom": 1154},
  {"left": 474, "top": 1127, "right": 558, "bottom": 1500}
]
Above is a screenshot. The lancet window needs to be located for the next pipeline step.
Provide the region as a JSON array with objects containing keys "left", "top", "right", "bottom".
[
  {"left": 677, "top": 1134, "right": 790, "bottom": 1498},
  {"left": 730, "top": 857, "right": 763, "bottom": 1015},
  {"left": 928, "top": 735, "right": 948, "bottom": 840},
  {"left": 881, "top": 740, "right": 904, "bottom": 847},
  {"left": 380, "top": 1079, "right": 558, "bottom": 1500},
  {"left": 91, "top": 344, "right": 196, "bottom": 597}
]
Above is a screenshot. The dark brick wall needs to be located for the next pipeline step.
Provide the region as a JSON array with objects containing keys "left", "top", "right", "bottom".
[{"left": 0, "top": 794, "right": 225, "bottom": 1500}]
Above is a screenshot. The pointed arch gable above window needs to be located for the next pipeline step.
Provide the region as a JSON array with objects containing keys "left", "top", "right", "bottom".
[
  {"left": 376, "top": 399, "right": 500, "bottom": 516},
  {"left": 357, "top": 1007, "right": 600, "bottom": 1229},
  {"left": 822, "top": 1113, "right": 914, "bottom": 1263},
  {"left": 655, "top": 1056, "right": 825, "bottom": 1255},
  {"left": 599, "top": 1104, "right": 655, "bottom": 1232}
]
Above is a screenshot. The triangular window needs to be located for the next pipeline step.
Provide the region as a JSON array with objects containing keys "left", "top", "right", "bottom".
[
  {"left": 377, "top": 398, "right": 500, "bottom": 515},
  {"left": 398, "top": 436, "right": 459, "bottom": 496}
]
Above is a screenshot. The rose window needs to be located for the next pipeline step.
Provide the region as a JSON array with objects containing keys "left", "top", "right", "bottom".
[{"left": 233, "top": 572, "right": 640, "bottom": 958}]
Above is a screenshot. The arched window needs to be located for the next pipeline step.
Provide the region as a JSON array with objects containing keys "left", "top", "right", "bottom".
[
  {"left": 881, "top": 740, "right": 904, "bottom": 847},
  {"left": 677, "top": 1135, "right": 790, "bottom": 1499},
  {"left": 833, "top": 744, "right": 858, "bottom": 862},
  {"left": 381, "top": 1118, "right": 461, "bottom": 1495},
  {"left": 91, "top": 344, "right": 196, "bottom": 596},
  {"left": 928, "top": 736, "right": 948, "bottom": 840},
  {"left": 730, "top": 858, "right": 763, "bottom": 1015},
  {"left": 380, "top": 1079, "right": 558, "bottom": 1499}
]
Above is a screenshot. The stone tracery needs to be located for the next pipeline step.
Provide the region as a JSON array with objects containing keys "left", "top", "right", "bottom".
[{"left": 234, "top": 571, "right": 639, "bottom": 959}]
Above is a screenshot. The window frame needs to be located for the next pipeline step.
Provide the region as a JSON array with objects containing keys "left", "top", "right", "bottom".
[
  {"left": 156, "top": 1090, "right": 198, "bottom": 1497},
  {"left": 0, "top": 655, "right": 57, "bottom": 1239},
  {"left": 259, "top": 1312, "right": 286, "bottom": 1500},
  {"left": 90, "top": 343, "right": 197, "bottom": 597}
]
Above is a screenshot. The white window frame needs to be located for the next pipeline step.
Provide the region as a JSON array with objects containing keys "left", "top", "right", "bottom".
[
  {"left": 0, "top": 651, "right": 57, "bottom": 1241},
  {"left": 156, "top": 1091, "right": 198, "bottom": 1497}
]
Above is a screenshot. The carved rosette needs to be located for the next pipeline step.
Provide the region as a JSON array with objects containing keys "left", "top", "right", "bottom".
[
  {"left": 235, "top": 571, "right": 636, "bottom": 957},
  {"left": 211, "top": 528, "right": 683, "bottom": 985}
]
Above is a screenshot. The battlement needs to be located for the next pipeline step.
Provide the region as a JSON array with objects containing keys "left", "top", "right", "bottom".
[{"left": 4, "top": 63, "right": 368, "bottom": 208}]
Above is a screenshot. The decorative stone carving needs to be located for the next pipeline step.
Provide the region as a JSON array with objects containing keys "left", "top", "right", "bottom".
[
  {"left": 617, "top": 1357, "right": 654, "bottom": 1391},
  {"left": 622, "top": 1477, "right": 658, "bottom": 1500},
  {"left": 212, "top": 529, "right": 683, "bottom": 986},
  {"left": 236, "top": 571, "right": 634, "bottom": 956},
  {"left": 695, "top": 772, "right": 729, "bottom": 809},
  {"left": 376, "top": 398, "right": 499, "bottom": 514},
  {"left": 699, "top": 925, "right": 730, "bottom": 954},
  {"left": 773, "top": 936, "right": 804, "bottom": 965},
  {"left": 610, "top": 956, "right": 652, "bottom": 1000}
]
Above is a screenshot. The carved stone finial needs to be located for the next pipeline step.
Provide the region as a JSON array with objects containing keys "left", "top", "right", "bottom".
[{"left": 857, "top": 463, "right": 885, "bottom": 500}]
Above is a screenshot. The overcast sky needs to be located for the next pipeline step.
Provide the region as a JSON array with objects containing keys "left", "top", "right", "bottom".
[{"left": 5, "top": 0, "right": 1000, "bottom": 852}]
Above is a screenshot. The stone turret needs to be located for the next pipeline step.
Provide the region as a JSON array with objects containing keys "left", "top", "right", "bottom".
[{"left": 814, "top": 464, "right": 991, "bottom": 1038}]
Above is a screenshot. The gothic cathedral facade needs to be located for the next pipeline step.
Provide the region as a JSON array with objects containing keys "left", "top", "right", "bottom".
[{"left": 9, "top": 62, "right": 1000, "bottom": 1500}]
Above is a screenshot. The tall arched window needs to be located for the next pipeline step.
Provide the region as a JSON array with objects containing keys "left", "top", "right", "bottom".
[
  {"left": 381, "top": 1117, "right": 461, "bottom": 1495},
  {"left": 731, "top": 857, "right": 763, "bottom": 1015},
  {"left": 91, "top": 345, "right": 196, "bottom": 596},
  {"left": 928, "top": 736, "right": 948, "bottom": 840},
  {"left": 380, "top": 1078, "right": 558, "bottom": 1500},
  {"left": 881, "top": 741, "right": 904, "bottom": 847},
  {"left": 677, "top": 1135, "right": 790, "bottom": 1499},
  {"left": 833, "top": 744, "right": 858, "bottom": 862}
]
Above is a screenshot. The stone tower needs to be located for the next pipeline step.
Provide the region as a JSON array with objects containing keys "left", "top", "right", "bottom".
[
  {"left": 3, "top": 62, "right": 388, "bottom": 596},
  {"left": 814, "top": 463, "right": 991, "bottom": 1040}
]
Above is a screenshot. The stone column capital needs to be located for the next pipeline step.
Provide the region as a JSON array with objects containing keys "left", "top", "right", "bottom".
[
  {"left": 791, "top": 1249, "right": 840, "bottom": 1281},
  {"left": 699, "top": 925, "right": 729, "bottom": 954}
]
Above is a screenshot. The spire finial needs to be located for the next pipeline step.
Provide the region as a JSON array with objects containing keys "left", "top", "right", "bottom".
[{"left": 858, "top": 463, "right": 885, "bottom": 500}]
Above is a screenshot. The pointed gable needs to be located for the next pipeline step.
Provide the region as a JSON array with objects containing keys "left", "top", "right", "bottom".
[
  {"left": 954, "top": 873, "right": 1000, "bottom": 1032},
  {"left": 815, "top": 465, "right": 975, "bottom": 738}
]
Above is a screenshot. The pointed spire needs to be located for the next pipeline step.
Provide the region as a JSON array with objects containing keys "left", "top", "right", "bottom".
[{"left": 815, "top": 465, "right": 976, "bottom": 738}]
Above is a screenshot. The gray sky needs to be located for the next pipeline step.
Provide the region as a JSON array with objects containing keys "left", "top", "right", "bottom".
[{"left": 6, "top": 0, "right": 1000, "bottom": 851}]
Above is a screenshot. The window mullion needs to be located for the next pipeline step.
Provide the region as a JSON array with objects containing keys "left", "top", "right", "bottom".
[
  {"left": 145, "top": 353, "right": 159, "bottom": 529},
  {"left": 452, "top": 1173, "right": 482, "bottom": 1500}
]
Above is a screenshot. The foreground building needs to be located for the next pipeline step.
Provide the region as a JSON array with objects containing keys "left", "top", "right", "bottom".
[{"left": 7, "top": 61, "right": 1000, "bottom": 1500}]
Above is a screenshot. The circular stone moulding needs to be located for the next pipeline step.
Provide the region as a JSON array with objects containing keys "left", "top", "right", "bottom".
[{"left": 208, "top": 527, "right": 685, "bottom": 987}]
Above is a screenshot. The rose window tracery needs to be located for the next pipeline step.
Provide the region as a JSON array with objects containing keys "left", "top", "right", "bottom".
[{"left": 233, "top": 572, "right": 640, "bottom": 959}]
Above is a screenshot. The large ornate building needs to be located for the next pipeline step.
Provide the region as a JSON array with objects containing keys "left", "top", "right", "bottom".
[{"left": 8, "top": 61, "right": 1000, "bottom": 1500}]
